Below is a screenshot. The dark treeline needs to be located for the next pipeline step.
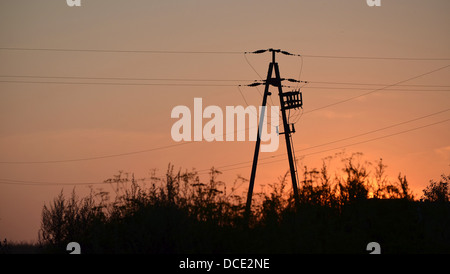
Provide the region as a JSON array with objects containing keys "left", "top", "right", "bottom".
[{"left": 5, "top": 153, "right": 449, "bottom": 254}]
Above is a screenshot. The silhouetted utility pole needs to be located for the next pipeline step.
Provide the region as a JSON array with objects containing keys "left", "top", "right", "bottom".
[{"left": 244, "top": 49, "right": 303, "bottom": 224}]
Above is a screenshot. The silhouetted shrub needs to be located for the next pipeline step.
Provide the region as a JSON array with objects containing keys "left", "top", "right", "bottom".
[
  {"left": 39, "top": 157, "right": 450, "bottom": 253},
  {"left": 422, "top": 174, "right": 450, "bottom": 202}
]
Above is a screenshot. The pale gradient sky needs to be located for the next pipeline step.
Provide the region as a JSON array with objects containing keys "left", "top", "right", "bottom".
[{"left": 1, "top": 0, "right": 449, "bottom": 242}]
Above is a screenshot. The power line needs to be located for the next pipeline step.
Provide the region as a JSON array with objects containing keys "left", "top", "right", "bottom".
[
  {"left": 301, "top": 54, "right": 450, "bottom": 61},
  {"left": 0, "top": 80, "right": 237, "bottom": 87},
  {"left": 0, "top": 67, "right": 448, "bottom": 167},
  {"left": 245, "top": 48, "right": 450, "bottom": 61},
  {"left": 0, "top": 95, "right": 448, "bottom": 166},
  {"left": 0, "top": 178, "right": 107, "bottom": 186},
  {"left": 243, "top": 52, "right": 277, "bottom": 106},
  {"left": 302, "top": 87, "right": 450, "bottom": 92},
  {"left": 0, "top": 75, "right": 254, "bottom": 82},
  {"left": 307, "top": 81, "right": 450, "bottom": 88},
  {"left": 1, "top": 50, "right": 448, "bottom": 170},
  {"left": 0, "top": 47, "right": 243, "bottom": 54},
  {"left": 297, "top": 111, "right": 450, "bottom": 155},
  {"left": 1, "top": 74, "right": 448, "bottom": 89},
  {"left": 2, "top": 47, "right": 449, "bottom": 60},
  {"left": 2, "top": 117, "right": 448, "bottom": 186},
  {"left": 1, "top": 47, "right": 449, "bottom": 186},
  {"left": 236, "top": 85, "right": 250, "bottom": 106},
  {"left": 2, "top": 79, "right": 449, "bottom": 91},
  {"left": 196, "top": 109, "right": 450, "bottom": 173},
  {"left": 200, "top": 117, "right": 450, "bottom": 175},
  {"left": 0, "top": 142, "right": 190, "bottom": 164},
  {"left": 304, "top": 64, "right": 450, "bottom": 115},
  {"left": 300, "top": 118, "right": 450, "bottom": 158}
]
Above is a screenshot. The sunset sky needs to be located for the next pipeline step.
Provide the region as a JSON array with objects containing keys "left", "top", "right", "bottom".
[{"left": 1, "top": 0, "right": 449, "bottom": 242}]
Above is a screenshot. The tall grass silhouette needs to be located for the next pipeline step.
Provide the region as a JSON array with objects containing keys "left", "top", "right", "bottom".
[{"left": 37, "top": 153, "right": 450, "bottom": 253}]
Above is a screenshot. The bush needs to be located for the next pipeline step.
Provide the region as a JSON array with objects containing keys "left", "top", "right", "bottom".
[
  {"left": 39, "top": 157, "right": 450, "bottom": 253},
  {"left": 422, "top": 174, "right": 450, "bottom": 202}
]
